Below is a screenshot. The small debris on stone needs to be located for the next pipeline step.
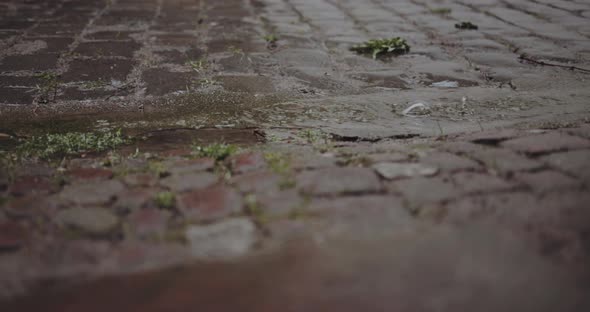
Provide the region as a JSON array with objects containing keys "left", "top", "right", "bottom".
[
  {"left": 372, "top": 162, "right": 439, "bottom": 180},
  {"left": 431, "top": 80, "right": 459, "bottom": 88},
  {"left": 455, "top": 22, "right": 478, "bottom": 30}
]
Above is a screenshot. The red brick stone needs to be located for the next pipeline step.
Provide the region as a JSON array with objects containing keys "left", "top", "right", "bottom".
[
  {"left": 256, "top": 189, "right": 304, "bottom": 217},
  {"left": 444, "top": 141, "right": 542, "bottom": 174},
  {"left": 451, "top": 172, "right": 518, "bottom": 195},
  {"left": 229, "top": 152, "right": 267, "bottom": 174},
  {"left": 471, "top": 148, "right": 543, "bottom": 174},
  {"left": 437, "top": 192, "right": 539, "bottom": 226},
  {"left": 388, "top": 176, "right": 462, "bottom": 206},
  {"left": 112, "top": 241, "right": 189, "bottom": 271},
  {"left": 464, "top": 129, "right": 522, "bottom": 144},
  {"left": 177, "top": 185, "right": 243, "bottom": 222},
  {"left": 501, "top": 132, "right": 590, "bottom": 155},
  {"left": 0, "top": 221, "right": 26, "bottom": 252},
  {"left": 2, "top": 196, "right": 43, "bottom": 219},
  {"left": 565, "top": 124, "right": 590, "bottom": 140},
  {"left": 230, "top": 171, "right": 282, "bottom": 195},
  {"left": 122, "top": 173, "right": 158, "bottom": 187},
  {"left": 114, "top": 189, "right": 157, "bottom": 213},
  {"left": 59, "top": 180, "right": 126, "bottom": 206},
  {"left": 540, "top": 150, "right": 590, "bottom": 183},
  {"left": 419, "top": 152, "right": 480, "bottom": 172},
  {"left": 8, "top": 176, "right": 57, "bottom": 197},
  {"left": 68, "top": 168, "right": 114, "bottom": 181},
  {"left": 160, "top": 172, "right": 218, "bottom": 193},
  {"left": 297, "top": 167, "right": 382, "bottom": 196},
  {"left": 167, "top": 158, "right": 215, "bottom": 175},
  {"left": 514, "top": 171, "right": 579, "bottom": 193},
  {"left": 306, "top": 195, "right": 413, "bottom": 237},
  {"left": 128, "top": 208, "right": 170, "bottom": 238}
]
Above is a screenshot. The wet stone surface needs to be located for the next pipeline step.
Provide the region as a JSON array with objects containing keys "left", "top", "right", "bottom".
[
  {"left": 0, "top": 122, "right": 589, "bottom": 311},
  {"left": 1, "top": 0, "right": 590, "bottom": 310}
]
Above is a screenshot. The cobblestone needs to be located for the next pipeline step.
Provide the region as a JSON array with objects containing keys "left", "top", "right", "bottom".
[
  {"left": 59, "top": 180, "right": 125, "bottom": 206},
  {"left": 177, "top": 185, "right": 243, "bottom": 222},
  {"left": 55, "top": 207, "right": 119, "bottom": 236},
  {"left": 540, "top": 150, "right": 590, "bottom": 183},
  {"left": 501, "top": 132, "right": 590, "bottom": 155},
  {"left": 297, "top": 167, "right": 383, "bottom": 195},
  {"left": 185, "top": 218, "right": 257, "bottom": 260},
  {"left": 160, "top": 172, "right": 218, "bottom": 193}
]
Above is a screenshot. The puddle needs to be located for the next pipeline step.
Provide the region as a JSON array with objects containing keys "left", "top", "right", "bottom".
[
  {"left": 125, "top": 127, "right": 265, "bottom": 153},
  {"left": 0, "top": 92, "right": 292, "bottom": 137}
]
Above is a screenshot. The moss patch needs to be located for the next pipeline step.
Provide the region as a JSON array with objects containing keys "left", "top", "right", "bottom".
[
  {"left": 16, "top": 129, "right": 128, "bottom": 159},
  {"left": 431, "top": 8, "right": 452, "bottom": 15}
]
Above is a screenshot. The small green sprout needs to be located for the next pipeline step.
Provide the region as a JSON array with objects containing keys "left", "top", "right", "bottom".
[
  {"left": 350, "top": 37, "right": 410, "bottom": 59},
  {"left": 298, "top": 129, "right": 331, "bottom": 145},
  {"left": 148, "top": 161, "right": 167, "bottom": 177},
  {"left": 264, "top": 152, "right": 296, "bottom": 189},
  {"left": 34, "top": 72, "right": 60, "bottom": 103},
  {"left": 245, "top": 194, "right": 268, "bottom": 224},
  {"left": 192, "top": 143, "right": 238, "bottom": 161},
  {"left": 264, "top": 34, "right": 279, "bottom": 49},
  {"left": 455, "top": 22, "right": 478, "bottom": 30},
  {"left": 155, "top": 192, "right": 175, "bottom": 209},
  {"left": 227, "top": 45, "right": 244, "bottom": 55},
  {"left": 263, "top": 34, "right": 278, "bottom": 43},
  {"left": 199, "top": 78, "right": 217, "bottom": 86},
  {"left": 186, "top": 59, "right": 207, "bottom": 72}
]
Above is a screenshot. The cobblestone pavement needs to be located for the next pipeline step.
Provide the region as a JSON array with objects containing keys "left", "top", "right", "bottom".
[
  {"left": 1, "top": 0, "right": 590, "bottom": 310},
  {"left": 1, "top": 0, "right": 589, "bottom": 136}
]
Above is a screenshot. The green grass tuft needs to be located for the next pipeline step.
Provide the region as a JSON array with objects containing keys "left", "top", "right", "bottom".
[
  {"left": 350, "top": 37, "right": 410, "bottom": 59},
  {"left": 263, "top": 34, "right": 278, "bottom": 43},
  {"left": 155, "top": 191, "right": 175, "bottom": 209},
  {"left": 192, "top": 143, "right": 238, "bottom": 161}
]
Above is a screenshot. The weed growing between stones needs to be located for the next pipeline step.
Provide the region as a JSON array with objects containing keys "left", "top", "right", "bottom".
[
  {"left": 265, "top": 152, "right": 291, "bottom": 175},
  {"left": 350, "top": 37, "right": 410, "bottom": 59},
  {"left": 34, "top": 72, "right": 60, "bottom": 103},
  {"left": 148, "top": 161, "right": 167, "bottom": 178},
  {"left": 264, "top": 34, "right": 278, "bottom": 49},
  {"left": 15, "top": 129, "right": 128, "bottom": 159},
  {"left": 298, "top": 129, "right": 332, "bottom": 145},
  {"left": 199, "top": 78, "right": 218, "bottom": 87},
  {"left": 155, "top": 191, "right": 175, "bottom": 209},
  {"left": 455, "top": 22, "right": 478, "bottom": 30},
  {"left": 430, "top": 8, "right": 452, "bottom": 15},
  {"left": 265, "top": 152, "right": 296, "bottom": 189},
  {"left": 186, "top": 59, "right": 207, "bottom": 73},
  {"left": 263, "top": 34, "right": 278, "bottom": 44},
  {"left": 227, "top": 45, "right": 244, "bottom": 55},
  {"left": 244, "top": 194, "right": 268, "bottom": 225},
  {"left": 192, "top": 143, "right": 238, "bottom": 162}
]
